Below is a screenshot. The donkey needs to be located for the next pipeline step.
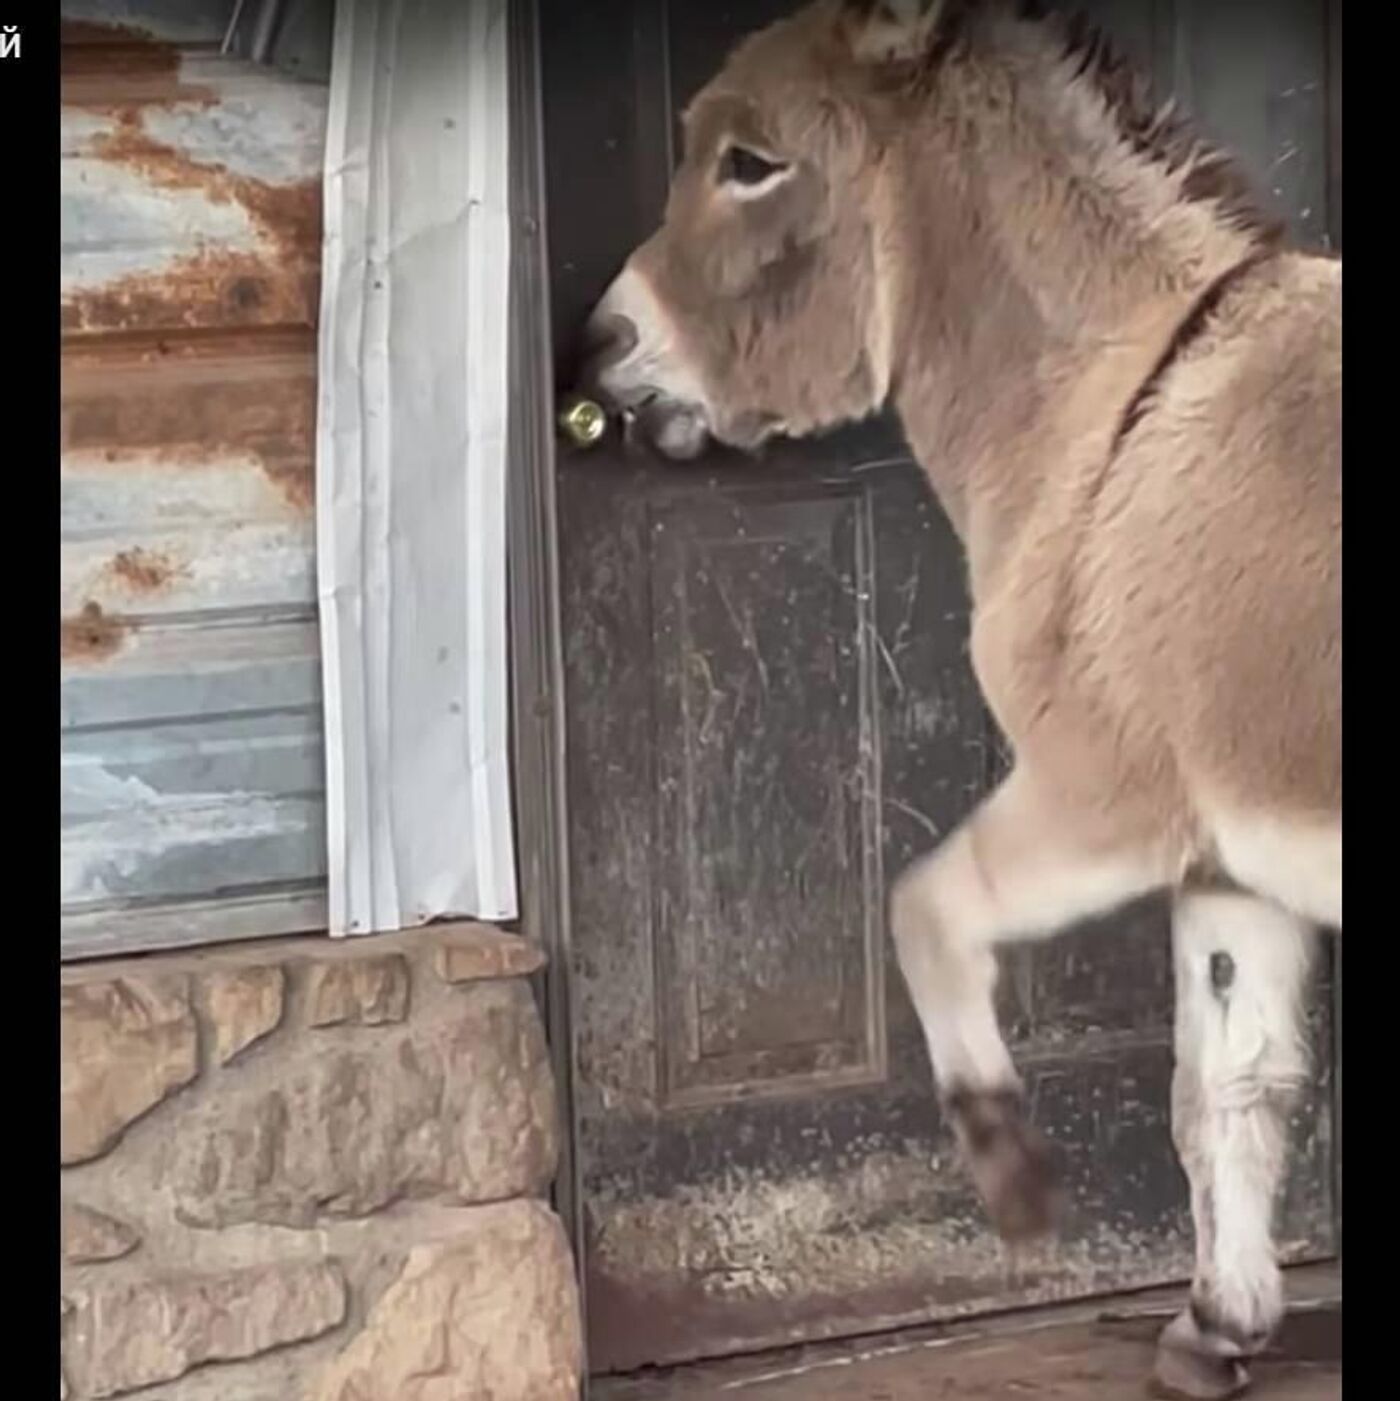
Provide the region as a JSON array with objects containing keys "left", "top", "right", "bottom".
[{"left": 577, "top": 1, "right": 1340, "bottom": 1395}]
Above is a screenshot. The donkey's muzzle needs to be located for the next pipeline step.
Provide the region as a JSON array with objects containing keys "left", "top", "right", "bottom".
[
  {"left": 630, "top": 399, "right": 709, "bottom": 461},
  {"left": 579, "top": 267, "right": 714, "bottom": 461},
  {"left": 578, "top": 318, "right": 711, "bottom": 461}
]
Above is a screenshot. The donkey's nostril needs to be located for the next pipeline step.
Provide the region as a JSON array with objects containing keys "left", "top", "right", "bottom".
[{"left": 583, "top": 311, "right": 639, "bottom": 366}]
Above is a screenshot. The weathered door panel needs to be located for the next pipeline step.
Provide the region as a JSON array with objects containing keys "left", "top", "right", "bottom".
[{"left": 542, "top": 0, "right": 1337, "bottom": 1373}]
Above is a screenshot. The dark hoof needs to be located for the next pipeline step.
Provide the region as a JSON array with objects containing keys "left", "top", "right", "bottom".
[
  {"left": 1152, "top": 1343, "right": 1250, "bottom": 1400},
  {"left": 946, "top": 1087, "right": 1064, "bottom": 1242}
]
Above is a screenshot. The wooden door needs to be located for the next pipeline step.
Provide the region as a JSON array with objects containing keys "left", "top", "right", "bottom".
[{"left": 540, "top": 0, "right": 1338, "bottom": 1373}]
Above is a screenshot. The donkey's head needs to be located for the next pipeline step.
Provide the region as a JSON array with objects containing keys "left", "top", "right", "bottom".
[{"left": 582, "top": 0, "right": 946, "bottom": 460}]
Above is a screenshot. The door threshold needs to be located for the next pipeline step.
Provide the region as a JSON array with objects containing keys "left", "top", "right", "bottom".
[{"left": 591, "top": 1262, "right": 1340, "bottom": 1400}]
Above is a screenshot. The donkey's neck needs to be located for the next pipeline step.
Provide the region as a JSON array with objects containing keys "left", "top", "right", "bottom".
[{"left": 879, "top": 13, "right": 1268, "bottom": 582}]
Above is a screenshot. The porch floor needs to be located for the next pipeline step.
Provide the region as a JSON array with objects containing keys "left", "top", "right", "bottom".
[{"left": 593, "top": 1264, "right": 1341, "bottom": 1401}]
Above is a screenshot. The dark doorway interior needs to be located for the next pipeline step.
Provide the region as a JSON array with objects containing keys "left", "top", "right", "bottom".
[{"left": 536, "top": 0, "right": 1340, "bottom": 1376}]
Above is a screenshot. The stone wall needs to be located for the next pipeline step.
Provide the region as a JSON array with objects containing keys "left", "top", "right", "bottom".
[{"left": 60, "top": 924, "right": 583, "bottom": 1400}]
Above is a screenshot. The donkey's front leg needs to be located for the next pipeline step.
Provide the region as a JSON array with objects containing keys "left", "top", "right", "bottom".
[
  {"left": 1155, "top": 891, "right": 1315, "bottom": 1401},
  {"left": 891, "top": 767, "right": 1170, "bottom": 1240}
]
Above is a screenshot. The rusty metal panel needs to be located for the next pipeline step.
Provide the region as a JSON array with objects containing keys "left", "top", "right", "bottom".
[
  {"left": 60, "top": 0, "right": 233, "bottom": 47},
  {"left": 61, "top": 0, "right": 338, "bottom": 82},
  {"left": 60, "top": 9, "right": 330, "bottom": 958},
  {"left": 62, "top": 53, "right": 326, "bottom": 335},
  {"left": 61, "top": 335, "right": 318, "bottom": 618}
]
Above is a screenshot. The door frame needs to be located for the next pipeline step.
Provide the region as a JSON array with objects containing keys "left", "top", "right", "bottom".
[{"left": 504, "top": 0, "right": 589, "bottom": 1335}]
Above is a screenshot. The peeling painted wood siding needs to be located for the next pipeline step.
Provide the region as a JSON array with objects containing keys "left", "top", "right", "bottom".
[{"left": 60, "top": 9, "right": 330, "bottom": 957}]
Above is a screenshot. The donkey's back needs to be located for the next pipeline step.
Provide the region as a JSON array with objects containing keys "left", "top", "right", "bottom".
[{"left": 1081, "top": 250, "right": 1340, "bottom": 925}]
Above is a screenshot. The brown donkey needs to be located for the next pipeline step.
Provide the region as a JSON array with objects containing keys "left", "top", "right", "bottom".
[{"left": 578, "top": 2, "right": 1340, "bottom": 1396}]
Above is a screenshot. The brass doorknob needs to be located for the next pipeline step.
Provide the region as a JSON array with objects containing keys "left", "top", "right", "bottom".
[{"left": 558, "top": 395, "right": 607, "bottom": 449}]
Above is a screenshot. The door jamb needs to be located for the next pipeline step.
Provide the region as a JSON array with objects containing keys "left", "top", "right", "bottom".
[{"left": 505, "top": 0, "right": 589, "bottom": 1385}]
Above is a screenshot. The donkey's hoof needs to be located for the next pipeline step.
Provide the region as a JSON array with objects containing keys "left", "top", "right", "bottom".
[
  {"left": 1151, "top": 1310, "right": 1252, "bottom": 1400},
  {"left": 946, "top": 1087, "right": 1064, "bottom": 1242},
  {"left": 1151, "top": 1343, "right": 1250, "bottom": 1400}
]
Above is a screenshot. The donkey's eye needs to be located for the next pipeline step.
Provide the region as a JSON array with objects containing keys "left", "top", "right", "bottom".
[{"left": 718, "top": 145, "right": 788, "bottom": 187}]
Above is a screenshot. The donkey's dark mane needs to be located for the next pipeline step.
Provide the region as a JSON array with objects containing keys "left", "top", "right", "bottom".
[{"left": 930, "top": 0, "right": 1284, "bottom": 245}]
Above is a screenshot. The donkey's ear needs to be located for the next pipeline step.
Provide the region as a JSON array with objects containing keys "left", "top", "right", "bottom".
[{"left": 839, "top": 0, "right": 945, "bottom": 64}]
